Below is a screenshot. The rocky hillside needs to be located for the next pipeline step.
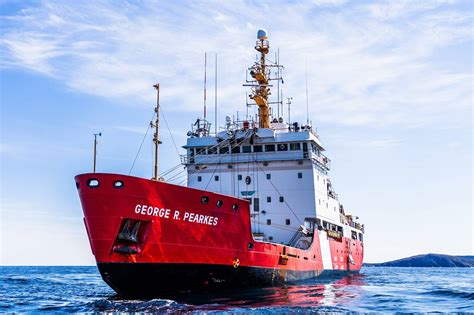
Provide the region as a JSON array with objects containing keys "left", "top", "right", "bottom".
[{"left": 364, "top": 254, "right": 474, "bottom": 267}]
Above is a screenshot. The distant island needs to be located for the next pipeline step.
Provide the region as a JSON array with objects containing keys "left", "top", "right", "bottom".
[{"left": 364, "top": 254, "right": 474, "bottom": 267}]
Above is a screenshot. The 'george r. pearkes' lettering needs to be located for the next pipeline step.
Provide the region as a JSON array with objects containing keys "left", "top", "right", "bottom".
[{"left": 134, "top": 204, "right": 218, "bottom": 226}]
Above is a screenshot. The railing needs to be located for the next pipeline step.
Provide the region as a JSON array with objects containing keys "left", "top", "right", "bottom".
[
  {"left": 181, "top": 149, "right": 331, "bottom": 170},
  {"left": 312, "top": 152, "right": 331, "bottom": 170}
]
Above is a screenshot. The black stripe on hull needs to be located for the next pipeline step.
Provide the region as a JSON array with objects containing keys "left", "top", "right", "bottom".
[{"left": 97, "top": 263, "right": 356, "bottom": 298}]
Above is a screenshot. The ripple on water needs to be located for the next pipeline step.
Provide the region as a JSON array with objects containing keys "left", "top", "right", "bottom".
[{"left": 0, "top": 266, "right": 473, "bottom": 313}]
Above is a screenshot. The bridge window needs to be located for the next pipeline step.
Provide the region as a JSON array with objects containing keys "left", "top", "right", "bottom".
[
  {"left": 253, "top": 145, "right": 263, "bottom": 152},
  {"left": 242, "top": 145, "right": 251, "bottom": 153},
  {"left": 219, "top": 147, "right": 229, "bottom": 154},
  {"left": 196, "top": 147, "right": 206, "bottom": 155},
  {"left": 265, "top": 144, "right": 275, "bottom": 152},
  {"left": 298, "top": 172, "right": 302, "bottom": 179},
  {"left": 208, "top": 147, "right": 217, "bottom": 154},
  {"left": 290, "top": 143, "right": 301, "bottom": 150},
  {"left": 267, "top": 196, "right": 271, "bottom": 203},
  {"left": 277, "top": 143, "right": 288, "bottom": 151},
  {"left": 231, "top": 146, "right": 240, "bottom": 154}
]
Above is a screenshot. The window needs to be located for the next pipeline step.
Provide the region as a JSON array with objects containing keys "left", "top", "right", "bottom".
[
  {"left": 277, "top": 143, "right": 288, "bottom": 151},
  {"left": 317, "top": 175, "right": 320, "bottom": 181},
  {"left": 113, "top": 180, "right": 123, "bottom": 188},
  {"left": 253, "top": 145, "right": 263, "bottom": 152},
  {"left": 319, "top": 199, "right": 321, "bottom": 205},
  {"left": 219, "top": 147, "right": 229, "bottom": 154},
  {"left": 359, "top": 233, "right": 364, "bottom": 242},
  {"left": 285, "top": 219, "right": 291, "bottom": 225},
  {"left": 227, "top": 164, "right": 233, "bottom": 169},
  {"left": 266, "top": 174, "right": 271, "bottom": 180},
  {"left": 253, "top": 198, "right": 259, "bottom": 212},
  {"left": 351, "top": 231, "right": 357, "bottom": 240},
  {"left": 290, "top": 143, "right": 301, "bottom": 150},
  {"left": 197, "top": 176, "right": 202, "bottom": 182},
  {"left": 238, "top": 175, "right": 242, "bottom": 180},
  {"left": 298, "top": 172, "right": 302, "bottom": 179},
  {"left": 268, "top": 236, "right": 273, "bottom": 241},
  {"left": 87, "top": 179, "right": 99, "bottom": 187},
  {"left": 214, "top": 175, "right": 219, "bottom": 181},
  {"left": 196, "top": 147, "right": 205, "bottom": 155},
  {"left": 201, "top": 196, "right": 209, "bottom": 204},
  {"left": 279, "top": 196, "right": 284, "bottom": 203},
  {"left": 242, "top": 145, "right": 251, "bottom": 153},
  {"left": 326, "top": 202, "right": 328, "bottom": 208},
  {"left": 208, "top": 147, "right": 217, "bottom": 154},
  {"left": 231, "top": 146, "right": 240, "bottom": 154},
  {"left": 267, "top": 219, "right": 271, "bottom": 225},
  {"left": 267, "top": 196, "right": 271, "bottom": 203},
  {"left": 265, "top": 144, "right": 275, "bottom": 152}
]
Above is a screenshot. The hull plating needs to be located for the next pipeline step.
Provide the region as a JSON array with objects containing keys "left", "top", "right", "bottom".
[{"left": 75, "top": 173, "right": 364, "bottom": 296}]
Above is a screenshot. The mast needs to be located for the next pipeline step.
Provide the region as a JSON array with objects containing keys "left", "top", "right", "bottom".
[
  {"left": 203, "top": 52, "right": 207, "bottom": 122},
  {"left": 214, "top": 53, "right": 218, "bottom": 134},
  {"left": 250, "top": 29, "right": 270, "bottom": 128},
  {"left": 305, "top": 69, "right": 309, "bottom": 125},
  {"left": 93, "top": 132, "right": 101, "bottom": 172},
  {"left": 152, "top": 83, "right": 160, "bottom": 181}
]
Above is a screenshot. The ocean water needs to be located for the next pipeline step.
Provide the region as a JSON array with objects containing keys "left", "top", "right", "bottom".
[{"left": 0, "top": 266, "right": 472, "bottom": 313}]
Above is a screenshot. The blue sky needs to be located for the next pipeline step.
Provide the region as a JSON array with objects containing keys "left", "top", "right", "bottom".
[{"left": 1, "top": 0, "right": 472, "bottom": 265}]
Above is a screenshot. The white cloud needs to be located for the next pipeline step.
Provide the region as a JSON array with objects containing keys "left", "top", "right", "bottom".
[{"left": 1, "top": 0, "right": 472, "bottom": 128}]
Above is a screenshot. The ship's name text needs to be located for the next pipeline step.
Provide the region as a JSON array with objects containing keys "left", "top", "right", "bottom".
[{"left": 134, "top": 204, "right": 218, "bottom": 226}]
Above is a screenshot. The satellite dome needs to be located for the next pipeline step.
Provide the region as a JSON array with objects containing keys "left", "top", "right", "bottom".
[{"left": 257, "top": 29, "right": 268, "bottom": 40}]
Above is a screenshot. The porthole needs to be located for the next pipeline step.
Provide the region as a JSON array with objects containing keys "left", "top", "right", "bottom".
[
  {"left": 216, "top": 200, "right": 223, "bottom": 208},
  {"left": 114, "top": 180, "right": 124, "bottom": 188},
  {"left": 248, "top": 242, "right": 254, "bottom": 249},
  {"left": 201, "top": 196, "right": 209, "bottom": 204},
  {"left": 87, "top": 178, "right": 99, "bottom": 187},
  {"left": 232, "top": 203, "right": 239, "bottom": 211}
]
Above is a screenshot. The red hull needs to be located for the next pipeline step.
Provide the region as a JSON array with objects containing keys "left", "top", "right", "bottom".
[{"left": 75, "top": 173, "right": 363, "bottom": 296}]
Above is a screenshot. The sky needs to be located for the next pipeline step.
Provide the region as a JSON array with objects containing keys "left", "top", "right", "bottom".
[{"left": 0, "top": 0, "right": 472, "bottom": 265}]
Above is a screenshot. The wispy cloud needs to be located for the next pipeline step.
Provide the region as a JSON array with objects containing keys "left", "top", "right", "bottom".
[{"left": 1, "top": 0, "right": 472, "bottom": 128}]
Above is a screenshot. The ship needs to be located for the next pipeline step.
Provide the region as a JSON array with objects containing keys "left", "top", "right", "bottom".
[{"left": 75, "top": 29, "right": 365, "bottom": 297}]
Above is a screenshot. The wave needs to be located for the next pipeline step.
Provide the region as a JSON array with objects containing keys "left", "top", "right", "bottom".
[
  {"left": 423, "top": 289, "right": 474, "bottom": 300},
  {"left": 89, "top": 298, "right": 185, "bottom": 313}
]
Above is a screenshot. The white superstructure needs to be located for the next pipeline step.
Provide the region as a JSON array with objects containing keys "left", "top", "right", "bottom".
[{"left": 181, "top": 29, "right": 364, "bottom": 246}]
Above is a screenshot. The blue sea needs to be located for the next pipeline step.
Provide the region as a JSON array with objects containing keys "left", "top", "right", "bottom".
[{"left": 0, "top": 266, "right": 472, "bottom": 313}]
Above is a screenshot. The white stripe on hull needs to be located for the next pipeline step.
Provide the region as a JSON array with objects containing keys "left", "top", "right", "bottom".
[{"left": 318, "top": 230, "right": 333, "bottom": 270}]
